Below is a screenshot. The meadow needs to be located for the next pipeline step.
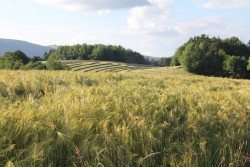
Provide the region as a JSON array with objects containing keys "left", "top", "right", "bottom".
[{"left": 0, "top": 66, "right": 249, "bottom": 166}]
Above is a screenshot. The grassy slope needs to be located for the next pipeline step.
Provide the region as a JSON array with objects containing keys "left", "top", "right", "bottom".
[
  {"left": 64, "top": 60, "right": 154, "bottom": 72},
  {"left": 0, "top": 67, "right": 249, "bottom": 166}
]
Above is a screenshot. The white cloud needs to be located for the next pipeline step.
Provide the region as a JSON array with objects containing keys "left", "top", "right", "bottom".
[
  {"left": 9, "top": 0, "right": 250, "bottom": 58},
  {"left": 34, "top": 0, "right": 149, "bottom": 11},
  {"left": 174, "top": 17, "right": 227, "bottom": 35},
  {"left": 198, "top": 0, "right": 250, "bottom": 9},
  {"left": 127, "top": 0, "right": 175, "bottom": 34}
]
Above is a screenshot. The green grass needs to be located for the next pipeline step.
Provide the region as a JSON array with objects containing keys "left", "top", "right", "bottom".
[{"left": 0, "top": 68, "right": 249, "bottom": 166}]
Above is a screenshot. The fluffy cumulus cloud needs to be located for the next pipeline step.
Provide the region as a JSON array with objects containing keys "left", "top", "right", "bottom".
[
  {"left": 34, "top": 0, "right": 149, "bottom": 11},
  {"left": 199, "top": 0, "right": 250, "bottom": 9},
  {"left": 126, "top": 0, "right": 246, "bottom": 38},
  {"left": 31, "top": 0, "right": 250, "bottom": 56},
  {"left": 127, "top": 0, "right": 176, "bottom": 34}
]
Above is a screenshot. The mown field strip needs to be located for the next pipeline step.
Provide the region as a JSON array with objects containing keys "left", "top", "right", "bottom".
[
  {"left": 63, "top": 60, "right": 155, "bottom": 72},
  {"left": 75, "top": 64, "right": 151, "bottom": 72},
  {"left": 80, "top": 65, "right": 134, "bottom": 72},
  {"left": 72, "top": 63, "right": 140, "bottom": 71},
  {"left": 88, "top": 66, "right": 134, "bottom": 72},
  {"left": 66, "top": 62, "right": 100, "bottom": 68},
  {"left": 66, "top": 61, "right": 101, "bottom": 66},
  {"left": 72, "top": 63, "right": 117, "bottom": 71},
  {"left": 69, "top": 63, "right": 107, "bottom": 70},
  {"left": 70, "top": 62, "right": 114, "bottom": 70}
]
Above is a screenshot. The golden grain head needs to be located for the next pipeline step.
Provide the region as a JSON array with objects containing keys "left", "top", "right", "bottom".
[{"left": 0, "top": 68, "right": 249, "bottom": 166}]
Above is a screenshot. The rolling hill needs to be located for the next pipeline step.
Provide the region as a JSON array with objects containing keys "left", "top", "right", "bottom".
[
  {"left": 0, "top": 38, "right": 53, "bottom": 57},
  {"left": 64, "top": 60, "right": 155, "bottom": 72}
]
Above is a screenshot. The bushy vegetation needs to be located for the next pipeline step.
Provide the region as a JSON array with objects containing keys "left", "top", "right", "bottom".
[
  {"left": 151, "top": 57, "right": 172, "bottom": 67},
  {"left": 46, "top": 54, "right": 69, "bottom": 70},
  {"left": 172, "top": 35, "right": 250, "bottom": 79},
  {"left": 0, "top": 69, "right": 249, "bottom": 166},
  {"left": 45, "top": 44, "right": 149, "bottom": 65},
  {"left": 0, "top": 50, "right": 30, "bottom": 69},
  {"left": 0, "top": 50, "right": 67, "bottom": 70}
]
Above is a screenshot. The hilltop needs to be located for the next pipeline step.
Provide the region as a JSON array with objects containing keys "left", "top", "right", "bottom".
[{"left": 0, "top": 38, "right": 53, "bottom": 57}]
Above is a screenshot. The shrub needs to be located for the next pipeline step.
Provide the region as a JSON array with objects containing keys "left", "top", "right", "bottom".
[
  {"left": 0, "top": 50, "right": 30, "bottom": 69},
  {"left": 46, "top": 54, "right": 69, "bottom": 70},
  {"left": 22, "top": 61, "right": 46, "bottom": 70}
]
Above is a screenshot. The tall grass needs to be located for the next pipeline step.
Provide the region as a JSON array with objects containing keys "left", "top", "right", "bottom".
[{"left": 0, "top": 69, "right": 249, "bottom": 166}]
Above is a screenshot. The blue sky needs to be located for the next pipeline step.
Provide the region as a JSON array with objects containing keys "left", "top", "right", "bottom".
[{"left": 0, "top": 0, "right": 250, "bottom": 57}]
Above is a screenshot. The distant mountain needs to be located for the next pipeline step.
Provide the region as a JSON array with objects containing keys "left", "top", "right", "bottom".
[{"left": 0, "top": 38, "right": 53, "bottom": 57}]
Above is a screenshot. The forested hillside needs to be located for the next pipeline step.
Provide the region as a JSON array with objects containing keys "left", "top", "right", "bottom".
[
  {"left": 45, "top": 44, "right": 148, "bottom": 65},
  {"left": 171, "top": 35, "right": 250, "bottom": 79},
  {"left": 0, "top": 38, "right": 52, "bottom": 57}
]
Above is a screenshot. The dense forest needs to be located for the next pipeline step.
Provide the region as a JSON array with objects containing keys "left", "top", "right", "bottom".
[
  {"left": 44, "top": 44, "right": 149, "bottom": 65},
  {"left": 171, "top": 35, "right": 250, "bottom": 79}
]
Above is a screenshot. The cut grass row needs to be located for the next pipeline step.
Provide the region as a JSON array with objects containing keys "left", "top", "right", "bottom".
[{"left": 64, "top": 60, "right": 154, "bottom": 72}]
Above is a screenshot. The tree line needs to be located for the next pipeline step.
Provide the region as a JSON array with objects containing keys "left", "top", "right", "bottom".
[
  {"left": 44, "top": 44, "right": 149, "bottom": 65},
  {"left": 171, "top": 35, "right": 250, "bottom": 79},
  {"left": 0, "top": 44, "right": 153, "bottom": 71}
]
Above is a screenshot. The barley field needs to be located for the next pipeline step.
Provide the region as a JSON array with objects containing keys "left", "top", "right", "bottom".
[{"left": 0, "top": 67, "right": 249, "bottom": 166}]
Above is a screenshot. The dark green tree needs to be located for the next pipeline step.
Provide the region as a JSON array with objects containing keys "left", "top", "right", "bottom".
[
  {"left": 46, "top": 53, "right": 68, "bottom": 70},
  {"left": 223, "top": 37, "right": 250, "bottom": 57},
  {"left": 202, "top": 49, "right": 226, "bottom": 76},
  {"left": 30, "top": 56, "right": 43, "bottom": 62},
  {"left": 22, "top": 61, "right": 46, "bottom": 70},
  {"left": 91, "top": 45, "right": 113, "bottom": 61},
  {"left": 45, "top": 49, "right": 56, "bottom": 60},
  {"left": 223, "top": 56, "right": 248, "bottom": 78},
  {"left": 43, "top": 52, "right": 50, "bottom": 60},
  {"left": 171, "top": 46, "right": 185, "bottom": 66},
  {"left": 181, "top": 42, "right": 205, "bottom": 73},
  {"left": 0, "top": 50, "right": 30, "bottom": 69},
  {"left": 247, "top": 57, "right": 250, "bottom": 70}
]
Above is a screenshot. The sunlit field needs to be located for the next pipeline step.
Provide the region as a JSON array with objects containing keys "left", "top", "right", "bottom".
[
  {"left": 64, "top": 60, "right": 154, "bottom": 72},
  {"left": 0, "top": 67, "right": 249, "bottom": 166}
]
